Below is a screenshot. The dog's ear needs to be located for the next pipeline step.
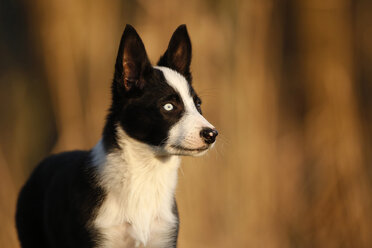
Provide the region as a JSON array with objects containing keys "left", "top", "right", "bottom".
[
  {"left": 157, "top": 25, "right": 192, "bottom": 81},
  {"left": 115, "top": 25, "right": 151, "bottom": 92}
]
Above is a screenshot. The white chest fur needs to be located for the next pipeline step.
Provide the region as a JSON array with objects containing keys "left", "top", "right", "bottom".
[{"left": 91, "top": 133, "right": 180, "bottom": 247}]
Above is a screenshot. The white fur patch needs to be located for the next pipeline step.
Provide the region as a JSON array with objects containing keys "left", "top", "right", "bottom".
[
  {"left": 154, "top": 66, "right": 215, "bottom": 155},
  {"left": 92, "top": 131, "right": 180, "bottom": 247}
]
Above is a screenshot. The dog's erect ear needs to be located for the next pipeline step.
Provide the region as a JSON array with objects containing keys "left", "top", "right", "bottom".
[
  {"left": 115, "top": 25, "right": 151, "bottom": 92},
  {"left": 157, "top": 25, "right": 192, "bottom": 81}
]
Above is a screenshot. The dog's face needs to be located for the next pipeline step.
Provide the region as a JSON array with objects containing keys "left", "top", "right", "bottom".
[{"left": 111, "top": 25, "right": 217, "bottom": 156}]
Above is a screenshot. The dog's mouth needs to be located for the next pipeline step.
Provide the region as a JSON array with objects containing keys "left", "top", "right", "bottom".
[{"left": 170, "top": 144, "right": 209, "bottom": 152}]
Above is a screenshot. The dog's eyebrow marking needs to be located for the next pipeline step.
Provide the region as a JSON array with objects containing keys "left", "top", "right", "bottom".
[{"left": 154, "top": 66, "right": 196, "bottom": 114}]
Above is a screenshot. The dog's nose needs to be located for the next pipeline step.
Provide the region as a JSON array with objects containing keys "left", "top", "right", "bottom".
[{"left": 200, "top": 128, "right": 218, "bottom": 144}]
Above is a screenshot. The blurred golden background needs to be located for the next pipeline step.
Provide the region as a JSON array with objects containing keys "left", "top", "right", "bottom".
[{"left": 1, "top": 0, "right": 372, "bottom": 247}]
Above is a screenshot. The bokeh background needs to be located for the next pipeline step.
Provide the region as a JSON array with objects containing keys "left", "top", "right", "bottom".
[{"left": 1, "top": 0, "right": 372, "bottom": 247}]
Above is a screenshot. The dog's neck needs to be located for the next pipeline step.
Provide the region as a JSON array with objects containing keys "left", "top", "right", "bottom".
[{"left": 91, "top": 127, "right": 180, "bottom": 244}]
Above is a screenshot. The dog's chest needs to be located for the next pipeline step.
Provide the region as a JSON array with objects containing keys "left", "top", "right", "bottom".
[
  {"left": 92, "top": 146, "right": 180, "bottom": 247},
  {"left": 94, "top": 191, "right": 177, "bottom": 248}
]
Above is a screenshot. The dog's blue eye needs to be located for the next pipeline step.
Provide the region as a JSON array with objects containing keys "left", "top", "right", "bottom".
[{"left": 163, "top": 103, "right": 174, "bottom": 111}]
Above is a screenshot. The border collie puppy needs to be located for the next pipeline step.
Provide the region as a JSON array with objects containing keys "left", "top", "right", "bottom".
[{"left": 16, "top": 24, "right": 218, "bottom": 248}]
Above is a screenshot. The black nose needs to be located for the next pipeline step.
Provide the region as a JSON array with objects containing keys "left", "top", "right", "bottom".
[{"left": 200, "top": 128, "right": 218, "bottom": 144}]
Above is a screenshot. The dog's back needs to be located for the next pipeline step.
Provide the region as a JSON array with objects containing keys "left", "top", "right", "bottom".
[{"left": 16, "top": 151, "right": 104, "bottom": 248}]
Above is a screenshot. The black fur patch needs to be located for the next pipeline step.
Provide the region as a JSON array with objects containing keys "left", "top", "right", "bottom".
[
  {"left": 16, "top": 151, "right": 106, "bottom": 248},
  {"left": 116, "top": 68, "right": 185, "bottom": 147}
]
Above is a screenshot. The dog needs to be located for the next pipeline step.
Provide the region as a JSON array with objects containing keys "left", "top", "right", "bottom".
[{"left": 16, "top": 24, "right": 218, "bottom": 248}]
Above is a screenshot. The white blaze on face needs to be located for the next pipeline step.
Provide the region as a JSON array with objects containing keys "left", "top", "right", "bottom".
[{"left": 154, "top": 66, "right": 215, "bottom": 155}]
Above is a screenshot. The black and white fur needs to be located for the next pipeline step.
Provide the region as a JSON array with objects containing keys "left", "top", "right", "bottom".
[{"left": 16, "top": 24, "right": 218, "bottom": 248}]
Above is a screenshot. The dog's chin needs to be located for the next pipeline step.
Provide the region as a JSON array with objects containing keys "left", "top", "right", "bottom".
[{"left": 162, "top": 144, "right": 211, "bottom": 157}]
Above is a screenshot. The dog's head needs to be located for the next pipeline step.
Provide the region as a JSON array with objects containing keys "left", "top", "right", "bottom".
[{"left": 108, "top": 25, "right": 217, "bottom": 156}]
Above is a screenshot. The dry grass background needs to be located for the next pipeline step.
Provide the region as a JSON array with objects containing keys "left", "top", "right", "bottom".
[{"left": 1, "top": 0, "right": 372, "bottom": 247}]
